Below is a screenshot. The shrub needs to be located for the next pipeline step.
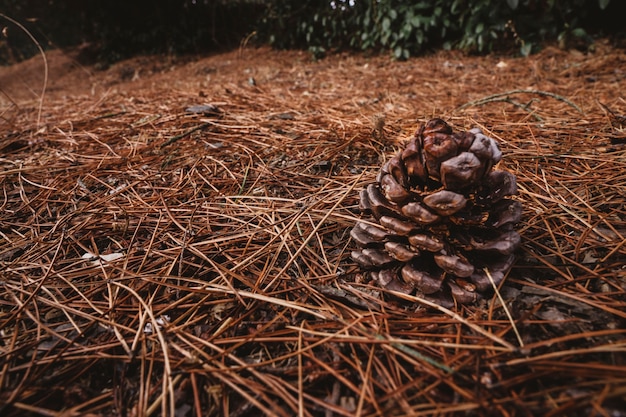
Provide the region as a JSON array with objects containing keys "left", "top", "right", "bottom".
[{"left": 259, "top": 0, "right": 620, "bottom": 58}]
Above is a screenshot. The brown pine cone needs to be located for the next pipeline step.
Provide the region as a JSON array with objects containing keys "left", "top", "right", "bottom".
[{"left": 351, "top": 118, "right": 521, "bottom": 307}]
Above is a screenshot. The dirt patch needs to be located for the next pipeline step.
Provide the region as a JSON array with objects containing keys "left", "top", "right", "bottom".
[{"left": 1, "top": 42, "right": 625, "bottom": 416}]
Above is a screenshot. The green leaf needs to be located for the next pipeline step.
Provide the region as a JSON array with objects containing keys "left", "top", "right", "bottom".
[
  {"left": 416, "top": 31, "right": 424, "bottom": 45},
  {"left": 381, "top": 32, "right": 390, "bottom": 46},
  {"left": 401, "top": 24, "right": 413, "bottom": 39},
  {"left": 382, "top": 17, "right": 391, "bottom": 32},
  {"left": 389, "top": 9, "right": 398, "bottom": 20},
  {"left": 598, "top": 0, "right": 610, "bottom": 10},
  {"left": 507, "top": 0, "right": 519, "bottom": 9},
  {"left": 571, "top": 27, "right": 587, "bottom": 38},
  {"left": 414, "top": 1, "right": 430, "bottom": 11},
  {"left": 394, "top": 45, "right": 403, "bottom": 59},
  {"left": 451, "top": 0, "right": 463, "bottom": 13}
]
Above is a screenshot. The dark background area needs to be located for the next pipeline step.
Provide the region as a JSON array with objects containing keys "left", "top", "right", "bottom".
[
  {"left": 0, "top": 0, "right": 624, "bottom": 65},
  {"left": 0, "top": 0, "right": 265, "bottom": 64}
]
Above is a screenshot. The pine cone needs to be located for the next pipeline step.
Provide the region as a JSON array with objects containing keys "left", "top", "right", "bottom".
[{"left": 351, "top": 118, "right": 521, "bottom": 307}]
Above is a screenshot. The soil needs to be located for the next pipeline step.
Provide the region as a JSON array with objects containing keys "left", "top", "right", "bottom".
[{"left": 1, "top": 42, "right": 625, "bottom": 416}]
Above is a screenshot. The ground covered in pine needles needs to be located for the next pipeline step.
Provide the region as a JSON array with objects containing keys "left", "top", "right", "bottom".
[{"left": 1, "top": 41, "right": 625, "bottom": 416}]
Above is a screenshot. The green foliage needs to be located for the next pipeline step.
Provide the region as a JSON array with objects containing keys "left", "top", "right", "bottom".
[
  {"left": 259, "top": 0, "right": 620, "bottom": 58},
  {"left": 358, "top": 2, "right": 450, "bottom": 59}
]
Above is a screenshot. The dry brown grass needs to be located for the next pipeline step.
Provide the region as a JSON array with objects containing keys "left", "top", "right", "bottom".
[{"left": 1, "top": 42, "right": 625, "bottom": 416}]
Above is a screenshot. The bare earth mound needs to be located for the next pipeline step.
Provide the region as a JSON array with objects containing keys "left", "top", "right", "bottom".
[{"left": 1, "top": 43, "right": 625, "bottom": 416}]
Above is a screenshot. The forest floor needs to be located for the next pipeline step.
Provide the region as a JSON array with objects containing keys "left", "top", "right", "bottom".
[{"left": 1, "top": 41, "right": 626, "bottom": 416}]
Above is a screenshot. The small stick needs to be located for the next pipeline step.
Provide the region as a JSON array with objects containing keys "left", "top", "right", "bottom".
[
  {"left": 160, "top": 123, "right": 210, "bottom": 148},
  {"left": 457, "top": 89, "right": 583, "bottom": 114},
  {"left": 598, "top": 101, "right": 626, "bottom": 124},
  {"left": 1, "top": 13, "right": 48, "bottom": 127}
]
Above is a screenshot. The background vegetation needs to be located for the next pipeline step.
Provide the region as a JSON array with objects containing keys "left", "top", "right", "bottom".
[
  {"left": 260, "top": 0, "right": 621, "bottom": 58},
  {"left": 0, "top": 0, "right": 623, "bottom": 65}
]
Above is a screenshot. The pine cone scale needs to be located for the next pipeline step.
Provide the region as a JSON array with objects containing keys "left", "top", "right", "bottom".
[
  {"left": 401, "top": 265, "right": 444, "bottom": 294},
  {"left": 422, "top": 190, "right": 467, "bottom": 216}
]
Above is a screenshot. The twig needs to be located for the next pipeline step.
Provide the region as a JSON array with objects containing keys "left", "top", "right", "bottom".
[
  {"left": 598, "top": 101, "right": 626, "bottom": 125},
  {"left": 160, "top": 122, "right": 210, "bottom": 148},
  {"left": 457, "top": 89, "right": 583, "bottom": 114},
  {"left": 0, "top": 13, "right": 48, "bottom": 127}
]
